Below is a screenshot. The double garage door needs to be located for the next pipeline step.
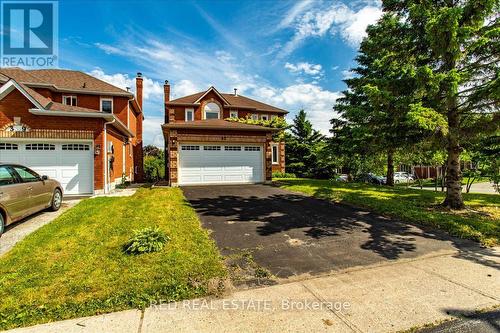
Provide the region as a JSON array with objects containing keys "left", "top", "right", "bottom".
[
  {"left": 179, "top": 143, "right": 264, "bottom": 185},
  {"left": 0, "top": 141, "right": 93, "bottom": 195}
]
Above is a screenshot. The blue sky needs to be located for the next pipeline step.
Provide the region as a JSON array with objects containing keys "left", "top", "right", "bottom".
[{"left": 57, "top": 0, "right": 382, "bottom": 146}]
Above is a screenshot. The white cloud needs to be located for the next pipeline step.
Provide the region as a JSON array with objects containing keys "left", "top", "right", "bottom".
[
  {"left": 342, "top": 69, "right": 355, "bottom": 79},
  {"left": 252, "top": 83, "right": 342, "bottom": 135},
  {"left": 89, "top": 68, "right": 163, "bottom": 101},
  {"left": 142, "top": 116, "right": 165, "bottom": 148},
  {"left": 93, "top": 31, "right": 341, "bottom": 141},
  {"left": 279, "top": 2, "right": 382, "bottom": 57},
  {"left": 172, "top": 79, "right": 200, "bottom": 98},
  {"left": 284, "top": 62, "right": 323, "bottom": 75},
  {"left": 277, "top": 0, "right": 314, "bottom": 29}
]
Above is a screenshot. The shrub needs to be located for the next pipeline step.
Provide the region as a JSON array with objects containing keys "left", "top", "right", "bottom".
[
  {"left": 123, "top": 227, "right": 170, "bottom": 255},
  {"left": 272, "top": 171, "right": 296, "bottom": 178}
]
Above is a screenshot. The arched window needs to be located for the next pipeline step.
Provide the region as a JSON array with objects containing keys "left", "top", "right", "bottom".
[{"left": 204, "top": 102, "right": 220, "bottom": 120}]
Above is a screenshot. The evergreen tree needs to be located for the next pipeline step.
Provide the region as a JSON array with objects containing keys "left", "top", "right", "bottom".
[
  {"left": 286, "top": 110, "right": 325, "bottom": 177},
  {"left": 384, "top": 0, "right": 500, "bottom": 208}
]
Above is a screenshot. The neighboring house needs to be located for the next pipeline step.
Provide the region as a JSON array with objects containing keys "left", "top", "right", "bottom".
[
  {"left": 162, "top": 84, "right": 287, "bottom": 186},
  {"left": 0, "top": 67, "right": 144, "bottom": 195}
]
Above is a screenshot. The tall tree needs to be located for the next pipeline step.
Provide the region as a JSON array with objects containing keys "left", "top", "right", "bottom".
[
  {"left": 334, "top": 14, "right": 435, "bottom": 186},
  {"left": 384, "top": 0, "right": 500, "bottom": 208},
  {"left": 286, "top": 110, "right": 325, "bottom": 177}
]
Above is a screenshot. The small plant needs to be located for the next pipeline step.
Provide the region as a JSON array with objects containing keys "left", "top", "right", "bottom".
[
  {"left": 272, "top": 171, "right": 296, "bottom": 178},
  {"left": 123, "top": 227, "right": 169, "bottom": 255}
]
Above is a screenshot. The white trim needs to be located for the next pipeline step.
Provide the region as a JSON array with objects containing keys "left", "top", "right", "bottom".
[
  {"left": 194, "top": 86, "right": 230, "bottom": 105},
  {"left": 100, "top": 97, "right": 113, "bottom": 113},
  {"left": 251, "top": 114, "right": 259, "bottom": 121},
  {"left": 185, "top": 108, "right": 194, "bottom": 122},
  {"left": 29, "top": 108, "right": 113, "bottom": 119},
  {"left": 203, "top": 103, "right": 221, "bottom": 120},
  {"left": 271, "top": 143, "right": 279, "bottom": 165},
  {"left": 0, "top": 80, "right": 45, "bottom": 109},
  {"left": 122, "top": 141, "right": 126, "bottom": 177},
  {"left": 0, "top": 137, "right": 92, "bottom": 143},
  {"left": 62, "top": 95, "right": 77, "bottom": 106},
  {"left": 230, "top": 110, "right": 238, "bottom": 118},
  {"left": 261, "top": 114, "right": 269, "bottom": 121}
]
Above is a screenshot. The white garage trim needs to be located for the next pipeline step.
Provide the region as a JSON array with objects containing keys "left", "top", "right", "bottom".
[
  {"left": 0, "top": 139, "right": 94, "bottom": 195},
  {"left": 178, "top": 143, "right": 265, "bottom": 186}
]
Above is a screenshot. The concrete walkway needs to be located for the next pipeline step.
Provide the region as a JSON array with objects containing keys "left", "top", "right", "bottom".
[
  {"left": 0, "top": 199, "right": 80, "bottom": 257},
  {"left": 7, "top": 247, "right": 500, "bottom": 333},
  {"left": 411, "top": 182, "right": 498, "bottom": 195}
]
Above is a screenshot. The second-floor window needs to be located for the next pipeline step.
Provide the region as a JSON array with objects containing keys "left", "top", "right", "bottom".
[
  {"left": 230, "top": 110, "right": 238, "bottom": 118},
  {"left": 101, "top": 98, "right": 113, "bottom": 113},
  {"left": 204, "top": 102, "right": 220, "bottom": 120},
  {"left": 261, "top": 114, "right": 269, "bottom": 121},
  {"left": 185, "top": 108, "right": 194, "bottom": 122},
  {"left": 62, "top": 95, "right": 77, "bottom": 106},
  {"left": 251, "top": 114, "right": 259, "bottom": 121}
]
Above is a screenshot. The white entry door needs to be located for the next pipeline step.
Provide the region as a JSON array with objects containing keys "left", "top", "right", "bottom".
[
  {"left": 0, "top": 141, "right": 93, "bottom": 195},
  {"left": 178, "top": 144, "right": 264, "bottom": 185}
]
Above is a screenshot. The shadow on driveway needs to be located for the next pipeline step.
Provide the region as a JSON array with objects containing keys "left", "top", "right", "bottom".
[{"left": 182, "top": 184, "right": 478, "bottom": 279}]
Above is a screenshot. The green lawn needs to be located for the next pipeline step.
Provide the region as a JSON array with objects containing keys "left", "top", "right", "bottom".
[
  {"left": 0, "top": 188, "right": 226, "bottom": 330},
  {"left": 275, "top": 178, "right": 499, "bottom": 247}
]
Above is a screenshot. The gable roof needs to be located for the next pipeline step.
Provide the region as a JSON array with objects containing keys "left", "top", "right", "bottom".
[
  {"left": 168, "top": 87, "right": 288, "bottom": 114},
  {"left": 0, "top": 67, "right": 133, "bottom": 97},
  {"left": 0, "top": 78, "right": 132, "bottom": 137},
  {"left": 193, "top": 86, "right": 230, "bottom": 105}
]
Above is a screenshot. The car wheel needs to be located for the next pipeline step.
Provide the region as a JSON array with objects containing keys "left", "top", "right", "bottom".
[
  {"left": 0, "top": 213, "right": 4, "bottom": 237},
  {"left": 50, "top": 189, "right": 62, "bottom": 211}
]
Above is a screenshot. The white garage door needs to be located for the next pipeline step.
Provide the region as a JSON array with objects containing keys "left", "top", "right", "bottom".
[
  {"left": 179, "top": 144, "right": 264, "bottom": 185},
  {"left": 0, "top": 141, "right": 93, "bottom": 195}
]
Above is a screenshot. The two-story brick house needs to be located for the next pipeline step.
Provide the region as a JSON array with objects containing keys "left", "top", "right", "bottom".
[
  {"left": 162, "top": 83, "right": 286, "bottom": 186},
  {"left": 0, "top": 68, "right": 144, "bottom": 195}
]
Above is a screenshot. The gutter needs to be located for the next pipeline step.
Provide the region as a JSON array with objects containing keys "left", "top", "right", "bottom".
[{"left": 103, "top": 118, "right": 115, "bottom": 194}]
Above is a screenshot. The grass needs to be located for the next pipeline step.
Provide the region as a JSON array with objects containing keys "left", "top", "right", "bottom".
[
  {"left": 275, "top": 178, "right": 499, "bottom": 247},
  {"left": 0, "top": 188, "right": 227, "bottom": 330}
]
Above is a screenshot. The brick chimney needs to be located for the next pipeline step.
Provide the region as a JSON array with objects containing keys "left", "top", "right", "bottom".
[
  {"left": 164, "top": 80, "right": 170, "bottom": 123},
  {"left": 136, "top": 72, "right": 143, "bottom": 109}
]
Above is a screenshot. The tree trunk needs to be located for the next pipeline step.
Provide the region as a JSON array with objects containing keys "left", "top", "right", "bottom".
[
  {"left": 386, "top": 149, "right": 395, "bottom": 186},
  {"left": 443, "top": 142, "right": 464, "bottom": 209},
  {"left": 442, "top": 47, "right": 465, "bottom": 209}
]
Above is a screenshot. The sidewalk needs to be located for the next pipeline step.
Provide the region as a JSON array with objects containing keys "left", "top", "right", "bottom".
[
  {"left": 7, "top": 247, "right": 500, "bottom": 333},
  {"left": 411, "top": 182, "right": 498, "bottom": 195}
]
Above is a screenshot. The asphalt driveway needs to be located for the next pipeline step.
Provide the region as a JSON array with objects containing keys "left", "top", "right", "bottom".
[{"left": 182, "top": 184, "right": 475, "bottom": 279}]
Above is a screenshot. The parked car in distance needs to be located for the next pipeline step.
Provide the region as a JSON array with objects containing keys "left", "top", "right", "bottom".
[
  {"left": 336, "top": 174, "right": 349, "bottom": 182},
  {"left": 356, "top": 173, "right": 386, "bottom": 185},
  {"left": 0, "top": 163, "right": 63, "bottom": 236},
  {"left": 394, "top": 172, "right": 415, "bottom": 183}
]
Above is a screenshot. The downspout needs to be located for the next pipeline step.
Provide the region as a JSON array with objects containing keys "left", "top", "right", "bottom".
[{"left": 103, "top": 118, "right": 116, "bottom": 194}]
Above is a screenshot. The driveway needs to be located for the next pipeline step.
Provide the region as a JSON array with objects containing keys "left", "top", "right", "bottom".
[
  {"left": 0, "top": 199, "right": 80, "bottom": 256},
  {"left": 182, "top": 184, "right": 476, "bottom": 280}
]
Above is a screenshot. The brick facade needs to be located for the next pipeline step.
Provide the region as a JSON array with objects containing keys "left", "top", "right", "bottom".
[
  {"left": 0, "top": 81, "right": 143, "bottom": 193},
  {"left": 163, "top": 84, "right": 286, "bottom": 186}
]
